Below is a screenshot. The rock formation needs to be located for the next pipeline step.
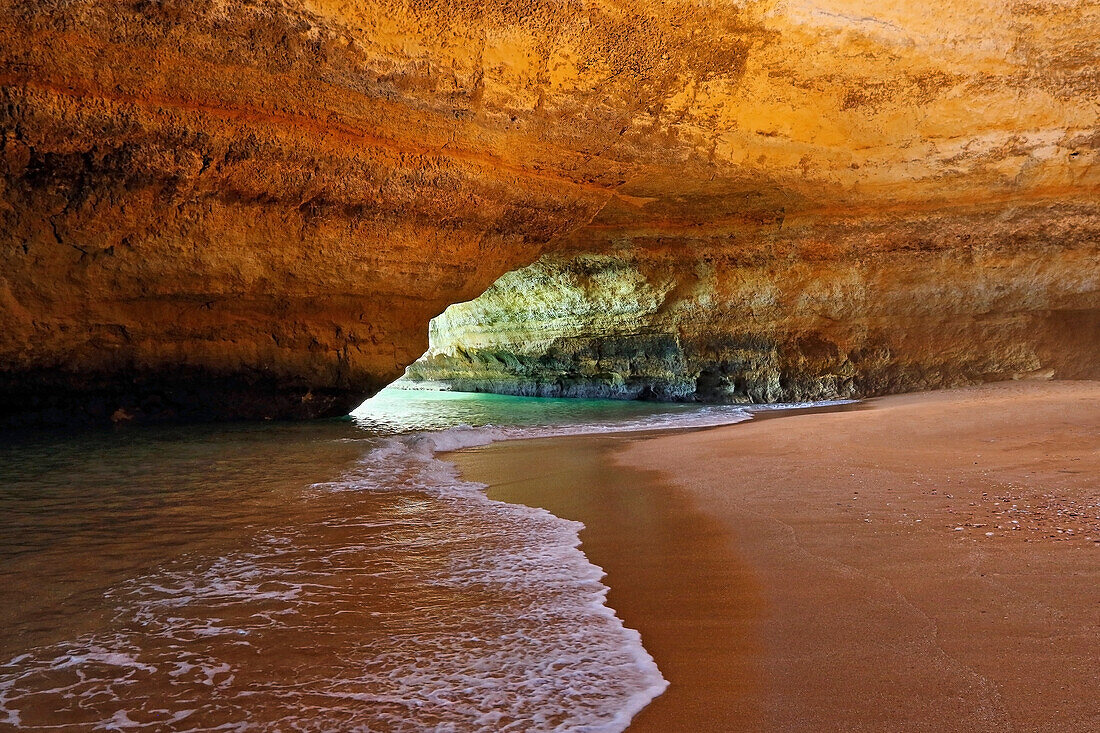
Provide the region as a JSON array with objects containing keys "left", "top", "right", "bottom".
[
  {"left": 406, "top": 206, "right": 1100, "bottom": 402},
  {"left": 1, "top": 0, "right": 1096, "bottom": 423}
]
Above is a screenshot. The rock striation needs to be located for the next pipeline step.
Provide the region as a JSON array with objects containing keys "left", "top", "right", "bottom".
[
  {"left": 406, "top": 203, "right": 1100, "bottom": 402},
  {"left": 0, "top": 0, "right": 1097, "bottom": 423}
]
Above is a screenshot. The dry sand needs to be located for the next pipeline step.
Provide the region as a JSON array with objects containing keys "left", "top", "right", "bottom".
[{"left": 451, "top": 381, "right": 1100, "bottom": 732}]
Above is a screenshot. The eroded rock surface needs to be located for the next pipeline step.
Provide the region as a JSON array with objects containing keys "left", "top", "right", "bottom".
[
  {"left": 407, "top": 203, "right": 1100, "bottom": 401},
  {"left": 1, "top": 0, "right": 1097, "bottom": 422}
]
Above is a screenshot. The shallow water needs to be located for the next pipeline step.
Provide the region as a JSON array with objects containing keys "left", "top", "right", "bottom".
[{"left": 0, "top": 389, "right": 777, "bottom": 730}]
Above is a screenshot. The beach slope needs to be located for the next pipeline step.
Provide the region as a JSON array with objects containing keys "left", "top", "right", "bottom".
[{"left": 454, "top": 382, "right": 1100, "bottom": 731}]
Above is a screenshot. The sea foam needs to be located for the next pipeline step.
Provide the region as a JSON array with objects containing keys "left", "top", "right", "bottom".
[{"left": 0, "top": 397, "right": 847, "bottom": 730}]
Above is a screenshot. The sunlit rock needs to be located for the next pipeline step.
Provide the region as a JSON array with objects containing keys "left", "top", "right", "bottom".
[
  {"left": 1, "top": 0, "right": 1096, "bottom": 422},
  {"left": 407, "top": 202, "right": 1100, "bottom": 402}
]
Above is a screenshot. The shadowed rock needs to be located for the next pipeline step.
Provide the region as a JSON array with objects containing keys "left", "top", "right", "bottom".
[{"left": 0, "top": 0, "right": 1097, "bottom": 423}]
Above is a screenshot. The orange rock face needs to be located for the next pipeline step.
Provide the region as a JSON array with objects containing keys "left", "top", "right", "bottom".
[{"left": 0, "top": 0, "right": 1097, "bottom": 423}]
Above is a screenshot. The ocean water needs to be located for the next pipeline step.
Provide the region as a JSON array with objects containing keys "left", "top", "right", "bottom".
[{"left": 0, "top": 389, "right": 783, "bottom": 731}]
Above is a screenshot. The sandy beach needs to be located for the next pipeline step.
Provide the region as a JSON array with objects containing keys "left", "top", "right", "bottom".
[{"left": 452, "top": 381, "right": 1100, "bottom": 732}]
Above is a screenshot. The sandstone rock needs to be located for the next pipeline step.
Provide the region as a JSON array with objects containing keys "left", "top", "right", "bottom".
[
  {"left": 0, "top": 0, "right": 1096, "bottom": 423},
  {"left": 406, "top": 203, "right": 1100, "bottom": 402}
]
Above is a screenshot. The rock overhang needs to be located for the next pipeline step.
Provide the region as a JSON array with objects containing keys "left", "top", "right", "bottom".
[{"left": 0, "top": 0, "right": 1096, "bottom": 423}]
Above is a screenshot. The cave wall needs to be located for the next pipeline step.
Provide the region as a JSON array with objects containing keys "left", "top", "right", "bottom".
[
  {"left": 1, "top": 0, "right": 1097, "bottom": 423},
  {"left": 406, "top": 203, "right": 1100, "bottom": 402}
]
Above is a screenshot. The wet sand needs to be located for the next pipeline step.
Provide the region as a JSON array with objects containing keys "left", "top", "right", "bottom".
[{"left": 451, "top": 381, "right": 1100, "bottom": 732}]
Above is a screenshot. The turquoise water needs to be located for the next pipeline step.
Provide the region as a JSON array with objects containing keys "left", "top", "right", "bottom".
[
  {"left": 352, "top": 387, "right": 756, "bottom": 434},
  {"left": 0, "top": 389, "right": 765, "bottom": 730}
]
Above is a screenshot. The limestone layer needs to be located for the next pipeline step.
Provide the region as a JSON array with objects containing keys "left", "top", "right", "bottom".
[
  {"left": 406, "top": 203, "right": 1100, "bottom": 402},
  {"left": 1, "top": 0, "right": 1097, "bottom": 423}
]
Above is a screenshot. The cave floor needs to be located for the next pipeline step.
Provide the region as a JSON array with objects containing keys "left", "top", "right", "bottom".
[{"left": 453, "top": 381, "right": 1100, "bottom": 732}]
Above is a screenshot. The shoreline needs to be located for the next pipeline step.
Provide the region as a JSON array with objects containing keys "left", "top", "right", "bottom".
[{"left": 451, "top": 381, "right": 1100, "bottom": 731}]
